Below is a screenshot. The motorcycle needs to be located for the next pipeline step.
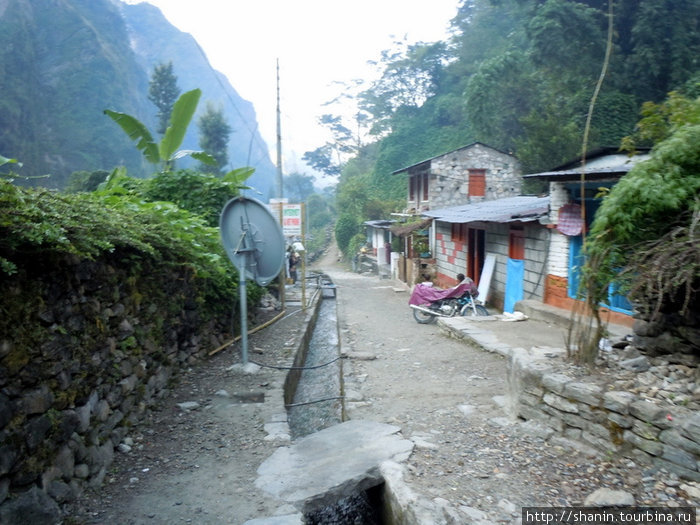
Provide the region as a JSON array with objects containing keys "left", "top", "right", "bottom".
[{"left": 409, "top": 281, "right": 489, "bottom": 324}]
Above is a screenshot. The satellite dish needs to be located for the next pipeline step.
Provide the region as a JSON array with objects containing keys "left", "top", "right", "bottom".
[
  {"left": 220, "top": 196, "right": 285, "bottom": 365},
  {"left": 220, "top": 196, "right": 285, "bottom": 286}
]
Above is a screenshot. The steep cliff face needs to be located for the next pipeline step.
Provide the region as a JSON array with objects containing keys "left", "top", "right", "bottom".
[
  {"left": 0, "top": 0, "right": 275, "bottom": 196},
  {"left": 120, "top": 1, "right": 276, "bottom": 197},
  {"left": 0, "top": 0, "right": 149, "bottom": 185}
]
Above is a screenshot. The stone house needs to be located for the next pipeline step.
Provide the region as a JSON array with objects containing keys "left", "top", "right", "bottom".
[
  {"left": 523, "top": 148, "right": 650, "bottom": 326},
  {"left": 422, "top": 196, "right": 550, "bottom": 313},
  {"left": 393, "top": 142, "right": 522, "bottom": 214},
  {"left": 391, "top": 143, "right": 522, "bottom": 285}
]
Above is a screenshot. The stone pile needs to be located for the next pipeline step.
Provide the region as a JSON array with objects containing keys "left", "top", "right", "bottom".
[{"left": 511, "top": 344, "right": 700, "bottom": 482}]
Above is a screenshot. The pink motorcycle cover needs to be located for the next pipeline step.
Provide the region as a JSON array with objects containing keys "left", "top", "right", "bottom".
[{"left": 409, "top": 281, "right": 478, "bottom": 306}]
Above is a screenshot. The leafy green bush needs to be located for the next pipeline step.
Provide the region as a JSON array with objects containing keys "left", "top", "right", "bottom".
[
  {"left": 584, "top": 94, "right": 700, "bottom": 316},
  {"left": 142, "top": 168, "right": 250, "bottom": 227},
  {"left": 0, "top": 180, "right": 261, "bottom": 317},
  {"left": 334, "top": 213, "right": 359, "bottom": 255}
]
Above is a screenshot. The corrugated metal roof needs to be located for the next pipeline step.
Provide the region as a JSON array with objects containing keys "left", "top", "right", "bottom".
[
  {"left": 363, "top": 220, "right": 395, "bottom": 228},
  {"left": 422, "top": 195, "right": 550, "bottom": 224},
  {"left": 524, "top": 152, "right": 650, "bottom": 180},
  {"left": 523, "top": 165, "right": 633, "bottom": 180}
]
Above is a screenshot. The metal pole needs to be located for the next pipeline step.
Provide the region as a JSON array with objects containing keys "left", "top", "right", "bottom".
[
  {"left": 275, "top": 59, "right": 286, "bottom": 311},
  {"left": 301, "top": 202, "right": 307, "bottom": 309},
  {"left": 276, "top": 58, "right": 283, "bottom": 200},
  {"left": 238, "top": 261, "right": 248, "bottom": 365}
]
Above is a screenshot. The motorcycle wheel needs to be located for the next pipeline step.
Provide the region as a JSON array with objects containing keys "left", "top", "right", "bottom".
[
  {"left": 413, "top": 308, "right": 438, "bottom": 324},
  {"left": 461, "top": 304, "right": 490, "bottom": 317}
]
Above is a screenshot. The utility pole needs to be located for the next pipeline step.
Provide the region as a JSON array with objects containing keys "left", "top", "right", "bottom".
[
  {"left": 275, "top": 59, "right": 286, "bottom": 310},
  {"left": 276, "top": 58, "right": 283, "bottom": 200}
]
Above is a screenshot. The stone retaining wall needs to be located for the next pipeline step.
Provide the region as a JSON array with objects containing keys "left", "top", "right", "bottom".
[
  {"left": 510, "top": 349, "right": 700, "bottom": 482},
  {"left": 0, "top": 254, "right": 234, "bottom": 519}
]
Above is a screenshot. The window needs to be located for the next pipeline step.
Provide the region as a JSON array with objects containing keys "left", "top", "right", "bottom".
[
  {"left": 509, "top": 226, "right": 525, "bottom": 260},
  {"left": 451, "top": 223, "right": 467, "bottom": 243},
  {"left": 409, "top": 172, "right": 429, "bottom": 202},
  {"left": 469, "top": 169, "right": 486, "bottom": 197}
]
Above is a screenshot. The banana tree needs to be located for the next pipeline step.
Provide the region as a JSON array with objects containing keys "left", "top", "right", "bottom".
[
  {"left": 0, "top": 155, "right": 21, "bottom": 169},
  {"left": 105, "top": 88, "right": 215, "bottom": 173}
]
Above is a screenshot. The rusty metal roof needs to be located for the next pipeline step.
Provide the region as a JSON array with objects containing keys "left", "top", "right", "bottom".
[{"left": 422, "top": 195, "right": 550, "bottom": 224}]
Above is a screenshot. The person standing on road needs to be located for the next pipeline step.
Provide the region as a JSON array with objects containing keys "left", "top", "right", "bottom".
[{"left": 289, "top": 252, "right": 299, "bottom": 284}]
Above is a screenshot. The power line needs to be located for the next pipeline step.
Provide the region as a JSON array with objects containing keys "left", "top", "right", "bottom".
[{"left": 189, "top": 38, "right": 273, "bottom": 168}]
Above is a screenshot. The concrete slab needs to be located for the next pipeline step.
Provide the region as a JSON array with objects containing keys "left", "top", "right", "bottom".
[{"left": 255, "top": 419, "right": 413, "bottom": 510}]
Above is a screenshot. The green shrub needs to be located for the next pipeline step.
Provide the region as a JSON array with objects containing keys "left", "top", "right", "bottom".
[{"left": 0, "top": 180, "right": 261, "bottom": 317}]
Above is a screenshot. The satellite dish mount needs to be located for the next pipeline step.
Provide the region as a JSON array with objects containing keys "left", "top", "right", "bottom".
[{"left": 220, "top": 197, "right": 285, "bottom": 364}]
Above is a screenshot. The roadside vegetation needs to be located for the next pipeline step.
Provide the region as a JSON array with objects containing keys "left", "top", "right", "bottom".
[
  {"left": 1, "top": 69, "right": 267, "bottom": 326},
  {"left": 309, "top": 1, "right": 699, "bottom": 260}
]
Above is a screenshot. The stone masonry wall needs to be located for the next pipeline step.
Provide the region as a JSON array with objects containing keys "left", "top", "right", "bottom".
[
  {"left": 428, "top": 143, "right": 522, "bottom": 210},
  {"left": 0, "top": 253, "right": 232, "bottom": 518},
  {"left": 510, "top": 350, "right": 700, "bottom": 482}
]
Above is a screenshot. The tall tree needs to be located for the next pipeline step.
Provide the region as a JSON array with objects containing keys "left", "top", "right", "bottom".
[
  {"left": 283, "top": 172, "right": 316, "bottom": 203},
  {"left": 148, "top": 62, "right": 181, "bottom": 136},
  {"left": 105, "top": 88, "right": 214, "bottom": 173},
  {"left": 198, "top": 102, "right": 232, "bottom": 174},
  {"left": 302, "top": 112, "right": 369, "bottom": 178},
  {"left": 359, "top": 39, "right": 449, "bottom": 136},
  {"left": 623, "top": 0, "right": 700, "bottom": 103}
]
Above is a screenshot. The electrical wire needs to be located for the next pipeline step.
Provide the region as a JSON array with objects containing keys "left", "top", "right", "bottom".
[
  {"left": 285, "top": 396, "right": 345, "bottom": 408},
  {"left": 189, "top": 39, "right": 271, "bottom": 168},
  {"left": 247, "top": 355, "right": 343, "bottom": 371}
]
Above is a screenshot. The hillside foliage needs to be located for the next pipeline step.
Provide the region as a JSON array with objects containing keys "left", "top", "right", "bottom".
[
  {"left": 0, "top": 176, "right": 262, "bottom": 318},
  {"left": 328, "top": 0, "right": 700, "bottom": 255},
  {"left": 0, "top": 0, "right": 276, "bottom": 195},
  {"left": 584, "top": 93, "right": 700, "bottom": 320}
]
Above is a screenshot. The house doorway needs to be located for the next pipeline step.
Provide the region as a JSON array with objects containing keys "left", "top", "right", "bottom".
[
  {"left": 467, "top": 228, "right": 485, "bottom": 284},
  {"left": 504, "top": 226, "right": 525, "bottom": 313}
]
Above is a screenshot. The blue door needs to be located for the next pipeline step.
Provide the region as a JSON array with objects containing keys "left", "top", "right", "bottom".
[
  {"left": 568, "top": 233, "right": 633, "bottom": 315},
  {"left": 504, "top": 258, "right": 524, "bottom": 313},
  {"left": 504, "top": 228, "right": 525, "bottom": 313}
]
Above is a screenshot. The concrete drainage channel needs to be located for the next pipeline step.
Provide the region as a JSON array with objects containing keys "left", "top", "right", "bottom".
[{"left": 246, "top": 274, "right": 434, "bottom": 525}]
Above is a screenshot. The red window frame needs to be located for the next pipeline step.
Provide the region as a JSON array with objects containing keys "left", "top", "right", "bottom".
[
  {"left": 469, "top": 169, "right": 486, "bottom": 197},
  {"left": 451, "top": 223, "right": 467, "bottom": 243},
  {"left": 509, "top": 227, "right": 525, "bottom": 260}
]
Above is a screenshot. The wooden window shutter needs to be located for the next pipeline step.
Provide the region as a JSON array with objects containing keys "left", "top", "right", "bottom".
[
  {"left": 509, "top": 227, "right": 525, "bottom": 260},
  {"left": 469, "top": 169, "right": 486, "bottom": 197}
]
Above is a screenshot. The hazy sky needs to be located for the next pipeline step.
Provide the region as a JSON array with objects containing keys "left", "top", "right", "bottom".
[{"left": 123, "top": 0, "right": 458, "bottom": 178}]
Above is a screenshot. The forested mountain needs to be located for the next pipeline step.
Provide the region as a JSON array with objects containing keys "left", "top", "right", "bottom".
[
  {"left": 0, "top": 0, "right": 276, "bottom": 196},
  {"left": 326, "top": 0, "right": 700, "bottom": 206}
]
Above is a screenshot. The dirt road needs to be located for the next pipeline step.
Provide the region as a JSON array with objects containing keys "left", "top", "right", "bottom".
[{"left": 66, "top": 245, "right": 661, "bottom": 524}]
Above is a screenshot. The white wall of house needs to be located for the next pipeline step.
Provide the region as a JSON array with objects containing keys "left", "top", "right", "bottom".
[
  {"left": 434, "top": 221, "right": 467, "bottom": 278},
  {"left": 433, "top": 220, "right": 548, "bottom": 309},
  {"left": 369, "top": 228, "right": 385, "bottom": 253},
  {"left": 548, "top": 182, "right": 571, "bottom": 278}
]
